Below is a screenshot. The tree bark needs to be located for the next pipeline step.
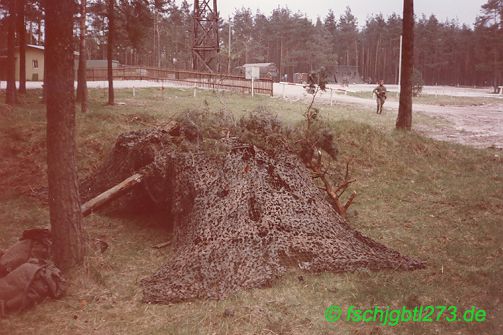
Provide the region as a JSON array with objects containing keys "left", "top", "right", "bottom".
[
  {"left": 396, "top": 0, "right": 414, "bottom": 130},
  {"left": 76, "top": 0, "right": 88, "bottom": 113},
  {"left": 374, "top": 37, "right": 380, "bottom": 81},
  {"left": 107, "top": 0, "right": 114, "bottom": 105},
  {"left": 6, "top": 0, "right": 17, "bottom": 105},
  {"left": 42, "top": 14, "right": 47, "bottom": 103},
  {"left": 45, "top": 0, "right": 84, "bottom": 270},
  {"left": 17, "top": 0, "right": 26, "bottom": 94}
]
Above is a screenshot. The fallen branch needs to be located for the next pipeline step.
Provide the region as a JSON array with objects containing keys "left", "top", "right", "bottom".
[
  {"left": 81, "top": 173, "right": 143, "bottom": 217},
  {"left": 152, "top": 240, "right": 172, "bottom": 249},
  {"left": 80, "top": 122, "right": 180, "bottom": 217}
]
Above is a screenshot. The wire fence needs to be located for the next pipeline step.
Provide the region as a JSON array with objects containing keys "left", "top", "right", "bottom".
[{"left": 86, "top": 66, "right": 274, "bottom": 96}]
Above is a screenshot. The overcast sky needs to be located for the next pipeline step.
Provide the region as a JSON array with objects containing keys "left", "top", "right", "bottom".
[{"left": 184, "top": 0, "right": 487, "bottom": 28}]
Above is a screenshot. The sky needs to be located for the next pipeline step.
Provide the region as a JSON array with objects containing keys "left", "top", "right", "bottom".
[{"left": 184, "top": 0, "right": 487, "bottom": 28}]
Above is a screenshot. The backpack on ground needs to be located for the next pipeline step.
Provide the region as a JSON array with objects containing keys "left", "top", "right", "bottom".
[
  {"left": 0, "top": 228, "right": 52, "bottom": 277},
  {"left": 0, "top": 228, "right": 65, "bottom": 317},
  {"left": 0, "top": 260, "right": 65, "bottom": 316}
]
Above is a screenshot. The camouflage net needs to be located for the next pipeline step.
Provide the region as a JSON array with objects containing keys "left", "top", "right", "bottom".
[{"left": 81, "top": 112, "right": 424, "bottom": 303}]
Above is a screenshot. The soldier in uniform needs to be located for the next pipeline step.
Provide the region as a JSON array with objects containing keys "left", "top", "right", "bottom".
[{"left": 372, "top": 80, "right": 387, "bottom": 114}]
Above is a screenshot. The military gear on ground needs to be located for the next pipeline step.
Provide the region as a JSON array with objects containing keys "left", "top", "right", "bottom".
[
  {"left": 0, "top": 229, "right": 52, "bottom": 276},
  {"left": 0, "top": 260, "right": 65, "bottom": 316},
  {"left": 0, "top": 228, "right": 65, "bottom": 317}
]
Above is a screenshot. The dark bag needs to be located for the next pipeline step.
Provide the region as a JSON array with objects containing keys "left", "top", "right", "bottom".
[
  {"left": 0, "top": 260, "right": 65, "bottom": 316},
  {"left": 0, "top": 228, "right": 65, "bottom": 317},
  {"left": 0, "top": 229, "right": 52, "bottom": 276}
]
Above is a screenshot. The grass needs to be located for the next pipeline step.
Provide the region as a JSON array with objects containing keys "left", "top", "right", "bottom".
[
  {"left": 347, "top": 90, "right": 503, "bottom": 106},
  {"left": 0, "top": 87, "right": 502, "bottom": 335}
]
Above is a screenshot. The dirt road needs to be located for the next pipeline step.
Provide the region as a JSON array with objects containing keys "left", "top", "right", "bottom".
[{"left": 274, "top": 83, "right": 503, "bottom": 149}]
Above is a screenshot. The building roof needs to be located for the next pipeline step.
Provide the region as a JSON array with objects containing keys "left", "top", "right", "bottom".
[
  {"left": 26, "top": 44, "right": 45, "bottom": 51},
  {"left": 242, "top": 63, "right": 277, "bottom": 68},
  {"left": 19, "top": 44, "right": 80, "bottom": 56}
]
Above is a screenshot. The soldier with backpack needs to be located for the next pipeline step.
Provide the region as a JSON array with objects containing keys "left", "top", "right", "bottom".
[{"left": 373, "top": 80, "right": 387, "bottom": 114}]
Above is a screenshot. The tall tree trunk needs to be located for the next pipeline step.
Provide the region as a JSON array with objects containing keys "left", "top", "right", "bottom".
[
  {"left": 354, "top": 40, "right": 358, "bottom": 68},
  {"left": 362, "top": 47, "right": 365, "bottom": 79},
  {"left": 396, "top": 0, "right": 414, "bottom": 130},
  {"left": 76, "top": 0, "right": 88, "bottom": 113},
  {"left": 45, "top": 0, "right": 84, "bottom": 270},
  {"left": 384, "top": 41, "right": 387, "bottom": 81},
  {"left": 17, "top": 0, "right": 26, "bottom": 93},
  {"left": 367, "top": 47, "right": 371, "bottom": 81},
  {"left": 37, "top": 16, "right": 42, "bottom": 44},
  {"left": 374, "top": 37, "right": 380, "bottom": 81},
  {"left": 493, "top": 50, "right": 499, "bottom": 93},
  {"left": 279, "top": 39, "right": 283, "bottom": 79},
  {"left": 6, "top": 0, "right": 17, "bottom": 105},
  {"left": 42, "top": 14, "right": 47, "bottom": 103},
  {"left": 28, "top": 20, "right": 33, "bottom": 44},
  {"left": 107, "top": 0, "right": 114, "bottom": 105}
]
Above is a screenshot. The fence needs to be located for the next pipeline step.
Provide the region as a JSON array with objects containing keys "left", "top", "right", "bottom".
[{"left": 86, "top": 66, "right": 274, "bottom": 96}]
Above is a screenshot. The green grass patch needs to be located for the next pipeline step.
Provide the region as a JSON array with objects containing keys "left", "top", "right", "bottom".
[{"left": 0, "top": 88, "right": 502, "bottom": 334}]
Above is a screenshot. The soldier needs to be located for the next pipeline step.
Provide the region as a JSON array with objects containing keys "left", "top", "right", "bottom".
[{"left": 373, "top": 80, "right": 387, "bottom": 114}]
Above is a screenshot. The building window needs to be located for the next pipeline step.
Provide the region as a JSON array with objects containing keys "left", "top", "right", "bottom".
[{"left": 32, "top": 59, "right": 39, "bottom": 69}]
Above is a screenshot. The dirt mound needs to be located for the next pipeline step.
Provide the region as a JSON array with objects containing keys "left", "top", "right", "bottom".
[{"left": 81, "top": 113, "right": 424, "bottom": 303}]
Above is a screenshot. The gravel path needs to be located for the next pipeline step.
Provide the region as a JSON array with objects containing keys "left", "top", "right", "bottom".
[{"left": 274, "top": 83, "right": 503, "bottom": 149}]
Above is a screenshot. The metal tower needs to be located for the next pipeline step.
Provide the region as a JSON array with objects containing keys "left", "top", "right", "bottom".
[{"left": 192, "top": 0, "right": 220, "bottom": 72}]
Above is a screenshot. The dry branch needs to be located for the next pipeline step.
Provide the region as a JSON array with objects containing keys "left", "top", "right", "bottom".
[
  {"left": 81, "top": 173, "right": 143, "bottom": 217},
  {"left": 152, "top": 241, "right": 172, "bottom": 249},
  {"left": 308, "top": 159, "right": 356, "bottom": 218}
]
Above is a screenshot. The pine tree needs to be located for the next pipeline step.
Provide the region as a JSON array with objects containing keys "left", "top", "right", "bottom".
[
  {"left": 45, "top": 0, "right": 84, "bottom": 270},
  {"left": 396, "top": 0, "right": 414, "bottom": 130}
]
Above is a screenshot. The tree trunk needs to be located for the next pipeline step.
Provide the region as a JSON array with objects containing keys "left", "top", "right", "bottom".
[
  {"left": 354, "top": 40, "right": 358, "bottom": 68},
  {"left": 37, "top": 16, "right": 41, "bottom": 44},
  {"left": 17, "top": 0, "right": 26, "bottom": 94},
  {"left": 6, "top": 0, "right": 17, "bottom": 105},
  {"left": 374, "top": 37, "right": 380, "bottom": 81},
  {"left": 42, "top": 14, "right": 47, "bottom": 103},
  {"left": 396, "top": 0, "right": 414, "bottom": 130},
  {"left": 493, "top": 50, "right": 499, "bottom": 93},
  {"left": 107, "top": 0, "right": 114, "bottom": 105},
  {"left": 45, "top": 0, "right": 84, "bottom": 270},
  {"left": 76, "top": 0, "right": 88, "bottom": 113}
]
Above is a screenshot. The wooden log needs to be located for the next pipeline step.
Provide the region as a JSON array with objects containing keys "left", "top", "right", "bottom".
[
  {"left": 80, "top": 122, "right": 179, "bottom": 218},
  {"left": 152, "top": 240, "right": 171, "bottom": 249},
  {"left": 81, "top": 173, "right": 143, "bottom": 217}
]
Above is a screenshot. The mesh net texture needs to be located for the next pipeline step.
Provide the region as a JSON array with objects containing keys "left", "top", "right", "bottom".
[{"left": 81, "top": 119, "right": 424, "bottom": 303}]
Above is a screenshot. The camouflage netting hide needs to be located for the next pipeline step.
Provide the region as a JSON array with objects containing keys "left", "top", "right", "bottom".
[{"left": 81, "top": 117, "right": 424, "bottom": 303}]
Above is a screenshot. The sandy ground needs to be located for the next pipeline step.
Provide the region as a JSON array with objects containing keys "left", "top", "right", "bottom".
[
  {"left": 275, "top": 82, "right": 503, "bottom": 149},
  {"left": 2, "top": 80, "right": 502, "bottom": 149}
]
